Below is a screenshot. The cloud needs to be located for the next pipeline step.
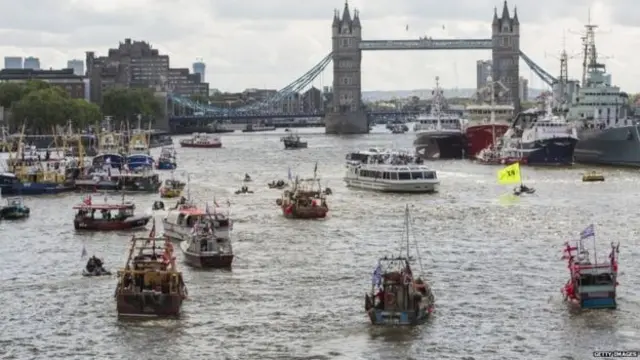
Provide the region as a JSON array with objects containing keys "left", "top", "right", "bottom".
[{"left": 1, "top": 0, "right": 640, "bottom": 94}]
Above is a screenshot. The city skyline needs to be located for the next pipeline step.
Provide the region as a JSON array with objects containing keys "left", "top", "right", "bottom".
[{"left": 0, "top": 1, "right": 636, "bottom": 92}]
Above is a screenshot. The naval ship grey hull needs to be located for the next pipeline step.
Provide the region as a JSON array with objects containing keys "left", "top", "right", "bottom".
[{"left": 574, "top": 125, "right": 640, "bottom": 166}]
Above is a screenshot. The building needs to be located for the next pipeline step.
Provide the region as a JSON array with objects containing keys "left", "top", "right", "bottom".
[
  {"left": 0, "top": 68, "right": 85, "bottom": 98},
  {"left": 4, "top": 57, "right": 22, "bottom": 69},
  {"left": 518, "top": 76, "right": 529, "bottom": 102},
  {"left": 23, "top": 57, "right": 40, "bottom": 70},
  {"left": 491, "top": 2, "right": 520, "bottom": 111},
  {"left": 86, "top": 38, "right": 208, "bottom": 103},
  {"left": 193, "top": 60, "right": 205, "bottom": 82},
  {"left": 67, "top": 59, "right": 85, "bottom": 76},
  {"left": 476, "top": 60, "right": 492, "bottom": 90}
]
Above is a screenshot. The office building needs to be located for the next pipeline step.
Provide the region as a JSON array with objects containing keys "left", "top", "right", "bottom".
[
  {"left": 476, "top": 60, "right": 492, "bottom": 90},
  {"left": 23, "top": 57, "right": 40, "bottom": 70},
  {"left": 67, "top": 59, "right": 85, "bottom": 76},
  {"left": 0, "top": 68, "right": 85, "bottom": 98},
  {"left": 193, "top": 60, "right": 205, "bottom": 82},
  {"left": 4, "top": 56, "right": 22, "bottom": 69},
  {"left": 518, "top": 76, "right": 529, "bottom": 102},
  {"left": 86, "top": 38, "right": 208, "bottom": 103}
]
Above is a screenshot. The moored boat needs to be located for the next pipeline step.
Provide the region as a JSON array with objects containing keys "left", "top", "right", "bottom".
[
  {"left": 74, "top": 166, "right": 161, "bottom": 193},
  {"left": 561, "top": 225, "right": 619, "bottom": 309},
  {"left": 364, "top": 205, "right": 435, "bottom": 325},
  {"left": 72, "top": 195, "right": 151, "bottom": 231},
  {"left": 114, "top": 227, "right": 187, "bottom": 318},
  {"left": 125, "top": 132, "right": 154, "bottom": 171},
  {"left": 179, "top": 133, "right": 222, "bottom": 148},
  {"left": 157, "top": 146, "right": 177, "bottom": 170},
  {"left": 179, "top": 206, "right": 234, "bottom": 269},
  {"left": 0, "top": 196, "right": 30, "bottom": 220}
]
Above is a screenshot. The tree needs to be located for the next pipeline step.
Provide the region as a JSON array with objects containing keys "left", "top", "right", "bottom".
[
  {"left": 101, "top": 88, "right": 163, "bottom": 127},
  {"left": 0, "top": 83, "right": 24, "bottom": 108}
]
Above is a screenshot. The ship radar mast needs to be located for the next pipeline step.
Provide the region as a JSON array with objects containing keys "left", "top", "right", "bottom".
[{"left": 580, "top": 10, "right": 605, "bottom": 87}]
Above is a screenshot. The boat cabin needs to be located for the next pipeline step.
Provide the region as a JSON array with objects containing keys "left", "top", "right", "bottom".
[
  {"left": 465, "top": 104, "right": 514, "bottom": 123},
  {"left": 4, "top": 197, "right": 26, "bottom": 208},
  {"left": 73, "top": 203, "right": 136, "bottom": 221},
  {"left": 166, "top": 205, "right": 230, "bottom": 229},
  {"left": 415, "top": 116, "right": 463, "bottom": 131},
  {"left": 160, "top": 147, "right": 176, "bottom": 158},
  {"left": 346, "top": 150, "right": 436, "bottom": 181},
  {"left": 163, "top": 179, "right": 185, "bottom": 189}
]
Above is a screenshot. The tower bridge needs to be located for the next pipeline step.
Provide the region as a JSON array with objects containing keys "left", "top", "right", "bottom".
[{"left": 166, "top": 1, "right": 556, "bottom": 134}]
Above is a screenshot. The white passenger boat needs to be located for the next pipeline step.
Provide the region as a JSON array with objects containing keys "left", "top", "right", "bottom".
[{"left": 344, "top": 149, "right": 439, "bottom": 193}]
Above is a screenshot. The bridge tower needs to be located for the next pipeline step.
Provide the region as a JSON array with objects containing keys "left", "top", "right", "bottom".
[
  {"left": 325, "top": 1, "right": 369, "bottom": 134},
  {"left": 492, "top": 1, "right": 521, "bottom": 112}
]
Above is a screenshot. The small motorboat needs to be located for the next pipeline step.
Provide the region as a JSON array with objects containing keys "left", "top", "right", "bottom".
[
  {"left": 152, "top": 201, "right": 165, "bottom": 210},
  {"left": 513, "top": 184, "right": 535, "bottom": 196},
  {"left": 82, "top": 256, "right": 111, "bottom": 277},
  {"left": 243, "top": 174, "right": 252, "bottom": 182},
  {"left": 160, "top": 179, "right": 185, "bottom": 198},
  {"left": 582, "top": 171, "right": 605, "bottom": 182},
  {"left": 0, "top": 196, "right": 30, "bottom": 220},
  {"left": 235, "top": 185, "right": 254, "bottom": 195},
  {"left": 268, "top": 180, "right": 288, "bottom": 189}
]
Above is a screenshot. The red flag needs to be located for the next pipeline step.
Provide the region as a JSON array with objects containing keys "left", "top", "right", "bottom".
[{"left": 83, "top": 195, "right": 92, "bottom": 205}]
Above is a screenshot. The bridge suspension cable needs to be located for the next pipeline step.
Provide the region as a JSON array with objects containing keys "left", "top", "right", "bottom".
[
  {"left": 168, "top": 52, "right": 333, "bottom": 115},
  {"left": 519, "top": 51, "right": 557, "bottom": 86}
]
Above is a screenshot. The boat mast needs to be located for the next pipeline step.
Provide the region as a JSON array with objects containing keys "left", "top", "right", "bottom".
[
  {"left": 405, "top": 204, "right": 410, "bottom": 260},
  {"left": 489, "top": 75, "right": 496, "bottom": 148},
  {"left": 434, "top": 77, "right": 442, "bottom": 131}
]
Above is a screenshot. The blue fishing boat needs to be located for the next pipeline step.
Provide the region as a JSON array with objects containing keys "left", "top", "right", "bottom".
[
  {"left": 157, "top": 146, "right": 177, "bottom": 170},
  {"left": 562, "top": 224, "right": 619, "bottom": 309},
  {"left": 0, "top": 196, "right": 30, "bottom": 219},
  {"left": 364, "top": 205, "right": 435, "bottom": 326},
  {"left": 93, "top": 121, "right": 125, "bottom": 169},
  {"left": 125, "top": 132, "right": 154, "bottom": 170}
]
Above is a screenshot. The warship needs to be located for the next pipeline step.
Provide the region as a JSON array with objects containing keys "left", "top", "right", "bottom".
[{"left": 566, "top": 21, "right": 639, "bottom": 166}]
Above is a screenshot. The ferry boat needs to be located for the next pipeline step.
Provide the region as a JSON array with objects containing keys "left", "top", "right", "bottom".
[
  {"left": 364, "top": 205, "right": 435, "bottom": 325},
  {"left": 114, "top": 227, "right": 188, "bottom": 318},
  {"left": 179, "top": 133, "right": 222, "bottom": 148},
  {"left": 179, "top": 206, "right": 234, "bottom": 269},
  {"left": 281, "top": 131, "right": 308, "bottom": 149},
  {"left": 125, "top": 132, "right": 154, "bottom": 170},
  {"left": 276, "top": 168, "right": 328, "bottom": 219},
  {"left": 413, "top": 77, "right": 466, "bottom": 159},
  {"left": 561, "top": 225, "right": 619, "bottom": 309},
  {"left": 464, "top": 80, "right": 514, "bottom": 158},
  {"left": 345, "top": 149, "right": 439, "bottom": 193},
  {"left": 72, "top": 195, "right": 151, "bottom": 231},
  {"left": 157, "top": 146, "right": 177, "bottom": 170}
]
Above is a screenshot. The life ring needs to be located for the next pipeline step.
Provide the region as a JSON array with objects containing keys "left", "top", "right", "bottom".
[{"left": 385, "top": 293, "right": 395, "bottom": 306}]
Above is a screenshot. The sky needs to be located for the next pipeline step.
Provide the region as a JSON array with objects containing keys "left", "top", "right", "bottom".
[{"left": 0, "top": 0, "right": 639, "bottom": 93}]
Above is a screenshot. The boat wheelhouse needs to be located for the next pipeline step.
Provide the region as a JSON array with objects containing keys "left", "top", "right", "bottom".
[
  {"left": 125, "top": 132, "right": 154, "bottom": 170},
  {"left": 163, "top": 202, "right": 231, "bottom": 241},
  {"left": 345, "top": 149, "right": 439, "bottom": 193}
]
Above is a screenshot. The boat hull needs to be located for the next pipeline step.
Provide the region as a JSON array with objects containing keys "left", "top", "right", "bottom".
[
  {"left": 344, "top": 178, "right": 439, "bottom": 193},
  {"left": 465, "top": 124, "right": 510, "bottom": 158},
  {"left": 116, "top": 292, "right": 182, "bottom": 318},
  {"left": 179, "top": 142, "right": 221, "bottom": 148},
  {"left": 0, "top": 183, "right": 75, "bottom": 196},
  {"left": 283, "top": 141, "right": 308, "bottom": 149},
  {"left": 156, "top": 160, "right": 177, "bottom": 170},
  {"left": 281, "top": 205, "right": 328, "bottom": 219},
  {"left": 0, "top": 207, "right": 30, "bottom": 220},
  {"left": 574, "top": 125, "right": 640, "bottom": 166},
  {"left": 367, "top": 308, "right": 430, "bottom": 326},
  {"left": 521, "top": 137, "right": 577, "bottom": 165},
  {"left": 182, "top": 252, "right": 234, "bottom": 269},
  {"left": 414, "top": 132, "right": 466, "bottom": 159},
  {"left": 74, "top": 216, "right": 151, "bottom": 231}
]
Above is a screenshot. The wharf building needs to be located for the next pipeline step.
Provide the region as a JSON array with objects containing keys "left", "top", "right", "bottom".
[
  {"left": 86, "top": 38, "right": 209, "bottom": 103},
  {"left": 0, "top": 68, "right": 85, "bottom": 99}
]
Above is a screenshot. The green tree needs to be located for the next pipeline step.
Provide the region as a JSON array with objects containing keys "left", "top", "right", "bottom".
[
  {"left": 101, "top": 88, "right": 163, "bottom": 127},
  {"left": 0, "top": 83, "right": 25, "bottom": 108}
]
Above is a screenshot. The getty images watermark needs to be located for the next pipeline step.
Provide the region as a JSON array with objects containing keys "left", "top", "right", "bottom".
[{"left": 593, "top": 351, "right": 639, "bottom": 358}]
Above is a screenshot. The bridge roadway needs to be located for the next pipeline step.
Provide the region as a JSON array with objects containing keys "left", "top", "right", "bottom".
[{"left": 359, "top": 39, "right": 493, "bottom": 50}]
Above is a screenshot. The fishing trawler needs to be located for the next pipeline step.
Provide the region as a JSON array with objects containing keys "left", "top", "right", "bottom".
[
  {"left": 344, "top": 149, "right": 439, "bottom": 193},
  {"left": 364, "top": 205, "right": 435, "bottom": 325},
  {"left": 276, "top": 167, "right": 329, "bottom": 219},
  {"left": 179, "top": 207, "right": 234, "bottom": 269},
  {"left": 413, "top": 77, "right": 466, "bottom": 159},
  {"left": 74, "top": 166, "right": 161, "bottom": 193},
  {"left": 281, "top": 131, "right": 308, "bottom": 149},
  {"left": 72, "top": 195, "right": 151, "bottom": 231},
  {"left": 114, "top": 227, "right": 188, "bottom": 318},
  {"left": 93, "top": 118, "right": 125, "bottom": 168},
  {"left": 157, "top": 146, "right": 177, "bottom": 170},
  {"left": 179, "top": 133, "right": 222, "bottom": 148},
  {"left": 125, "top": 129, "right": 154, "bottom": 171},
  {"left": 561, "top": 225, "right": 619, "bottom": 309}
]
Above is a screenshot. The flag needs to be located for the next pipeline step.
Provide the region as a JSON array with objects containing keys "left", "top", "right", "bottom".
[
  {"left": 497, "top": 163, "right": 521, "bottom": 185},
  {"left": 580, "top": 224, "right": 594, "bottom": 240},
  {"left": 83, "top": 195, "right": 92, "bottom": 205},
  {"left": 81, "top": 244, "right": 87, "bottom": 258},
  {"left": 313, "top": 162, "right": 318, "bottom": 177},
  {"left": 288, "top": 167, "right": 292, "bottom": 181},
  {"left": 372, "top": 264, "right": 382, "bottom": 287},
  {"left": 149, "top": 219, "right": 156, "bottom": 238}
]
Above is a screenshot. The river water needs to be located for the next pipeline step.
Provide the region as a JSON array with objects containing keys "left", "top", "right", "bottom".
[{"left": 0, "top": 126, "right": 638, "bottom": 360}]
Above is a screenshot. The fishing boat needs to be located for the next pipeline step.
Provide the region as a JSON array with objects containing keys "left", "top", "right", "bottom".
[
  {"left": 159, "top": 178, "right": 185, "bottom": 198},
  {"left": 72, "top": 195, "right": 151, "bottom": 231},
  {"left": 561, "top": 225, "right": 619, "bottom": 309},
  {"left": 364, "top": 205, "right": 435, "bottom": 325},
  {"left": 0, "top": 196, "right": 30, "bottom": 220},
  {"left": 344, "top": 148, "right": 439, "bottom": 193},
  {"left": 114, "top": 226, "right": 188, "bottom": 318},
  {"left": 497, "top": 162, "right": 535, "bottom": 195},
  {"left": 179, "top": 206, "right": 234, "bottom": 269},
  {"left": 74, "top": 166, "right": 161, "bottom": 193},
  {"left": 93, "top": 118, "right": 125, "bottom": 169},
  {"left": 179, "top": 133, "right": 222, "bottom": 148},
  {"left": 157, "top": 146, "right": 177, "bottom": 170},
  {"left": 276, "top": 165, "right": 328, "bottom": 219},
  {"left": 281, "top": 131, "right": 308, "bottom": 149},
  {"left": 164, "top": 201, "right": 232, "bottom": 242},
  {"left": 125, "top": 131, "right": 154, "bottom": 171}
]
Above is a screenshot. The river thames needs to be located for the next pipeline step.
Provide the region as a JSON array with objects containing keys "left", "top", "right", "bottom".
[{"left": 0, "top": 126, "right": 638, "bottom": 360}]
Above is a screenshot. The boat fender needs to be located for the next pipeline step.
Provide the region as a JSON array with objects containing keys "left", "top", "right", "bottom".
[{"left": 385, "top": 293, "right": 395, "bottom": 306}]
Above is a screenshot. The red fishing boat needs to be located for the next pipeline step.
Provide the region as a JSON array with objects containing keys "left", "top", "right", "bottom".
[
  {"left": 73, "top": 195, "right": 151, "bottom": 231},
  {"left": 465, "top": 122, "right": 510, "bottom": 158},
  {"left": 276, "top": 175, "right": 328, "bottom": 219},
  {"left": 179, "top": 133, "right": 222, "bottom": 148}
]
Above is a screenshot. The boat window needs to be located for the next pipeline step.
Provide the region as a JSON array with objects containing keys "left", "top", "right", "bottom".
[
  {"left": 424, "top": 171, "right": 436, "bottom": 179},
  {"left": 383, "top": 172, "right": 389, "bottom": 180},
  {"left": 398, "top": 172, "right": 410, "bottom": 180},
  {"left": 411, "top": 172, "right": 424, "bottom": 179},
  {"left": 390, "top": 172, "right": 398, "bottom": 180},
  {"left": 176, "top": 214, "right": 186, "bottom": 225},
  {"left": 375, "top": 171, "right": 382, "bottom": 178}
]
